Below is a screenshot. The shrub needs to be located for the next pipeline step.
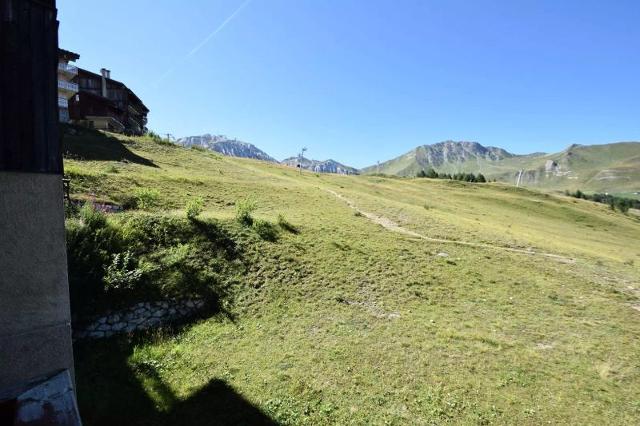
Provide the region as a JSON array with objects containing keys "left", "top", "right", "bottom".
[
  {"left": 186, "top": 197, "right": 204, "bottom": 221},
  {"left": 146, "top": 130, "right": 161, "bottom": 141},
  {"left": 253, "top": 219, "right": 279, "bottom": 242},
  {"left": 145, "top": 130, "right": 174, "bottom": 146},
  {"left": 66, "top": 212, "right": 243, "bottom": 318},
  {"left": 104, "top": 251, "right": 143, "bottom": 292},
  {"left": 66, "top": 205, "right": 124, "bottom": 313},
  {"left": 235, "top": 198, "right": 257, "bottom": 225},
  {"left": 65, "top": 201, "right": 80, "bottom": 218},
  {"left": 566, "top": 189, "right": 639, "bottom": 213},
  {"left": 134, "top": 187, "right": 160, "bottom": 210},
  {"left": 277, "top": 213, "right": 299, "bottom": 234},
  {"left": 79, "top": 201, "right": 108, "bottom": 228}
]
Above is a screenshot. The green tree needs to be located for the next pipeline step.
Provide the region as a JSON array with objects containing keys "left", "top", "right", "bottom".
[{"left": 425, "top": 168, "right": 439, "bottom": 178}]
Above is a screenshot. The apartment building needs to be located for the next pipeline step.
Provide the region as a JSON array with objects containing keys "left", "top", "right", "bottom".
[
  {"left": 69, "top": 67, "right": 149, "bottom": 135},
  {"left": 57, "top": 49, "right": 80, "bottom": 122}
]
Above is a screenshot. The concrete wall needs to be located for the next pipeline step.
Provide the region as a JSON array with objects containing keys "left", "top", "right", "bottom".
[{"left": 0, "top": 172, "right": 74, "bottom": 400}]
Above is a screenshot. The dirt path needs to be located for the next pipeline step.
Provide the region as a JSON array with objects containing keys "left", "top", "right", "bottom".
[{"left": 326, "top": 189, "right": 576, "bottom": 263}]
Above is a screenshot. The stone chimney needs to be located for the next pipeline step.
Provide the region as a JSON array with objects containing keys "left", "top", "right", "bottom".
[{"left": 100, "top": 68, "right": 110, "bottom": 97}]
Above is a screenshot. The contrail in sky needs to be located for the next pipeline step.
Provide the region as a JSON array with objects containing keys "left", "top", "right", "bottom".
[{"left": 153, "top": 0, "right": 251, "bottom": 87}]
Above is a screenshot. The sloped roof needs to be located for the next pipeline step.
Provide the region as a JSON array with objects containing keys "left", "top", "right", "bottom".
[
  {"left": 58, "top": 48, "right": 80, "bottom": 61},
  {"left": 77, "top": 68, "right": 149, "bottom": 113}
]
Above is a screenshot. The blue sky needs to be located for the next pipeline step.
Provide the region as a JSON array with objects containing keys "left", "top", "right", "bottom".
[{"left": 58, "top": 0, "right": 640, "bottom": 168}]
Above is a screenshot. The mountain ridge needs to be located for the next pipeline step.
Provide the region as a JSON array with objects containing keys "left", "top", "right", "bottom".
[
  {"left": 177, "top": 134, "right": 359, "bottom": 175},
  {"left": 281, "top": 156, "right": 358, "bottom": 175},
  {"left": 175, "top": 134, "right": 278, "bottom": 162},
  {"left": 363, "top": 140, "right": 640, "bottom": 194}
]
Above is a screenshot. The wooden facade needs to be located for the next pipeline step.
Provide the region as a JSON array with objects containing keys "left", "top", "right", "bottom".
[{"left": 0, "top": 0, "right": 61, "bottom": 173}]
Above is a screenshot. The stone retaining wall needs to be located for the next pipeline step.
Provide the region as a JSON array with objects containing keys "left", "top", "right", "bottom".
[{"left": 74, "top": 299, "right": 205, "bottom": 339}]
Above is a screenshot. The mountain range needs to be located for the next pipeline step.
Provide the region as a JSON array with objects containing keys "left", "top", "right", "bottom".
[
  {"left": 176, "top": 134, "right": 639, "bottom": 193},
  {"left": 175, "top": 134, "right": 278, "bottom": 162},
  {"left": 281, "top": 157, "right": 358, "bottom": 175},
  {"left": 363, "top": 140, "right": 640, "bottom": 194},
  {"left": 176, "top": 134, "right": 358, "bottom": 175}
]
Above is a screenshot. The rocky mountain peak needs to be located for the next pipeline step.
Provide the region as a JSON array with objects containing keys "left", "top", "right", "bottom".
[{"left": 175, "top": 134, "right": 277, "bottom": 162}]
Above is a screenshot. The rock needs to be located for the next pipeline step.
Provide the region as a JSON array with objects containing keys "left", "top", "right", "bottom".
[
  {"left": 112, "top": 322, "right": 126, "bottom": 331},
  {"left": 146, "top": 317, "right": 161, "bottom": 326},
  {"left": 437, "top": 252, "right": 449, "bottom": 257},
  {"left": 77, "top": 298, "right": 207, "bottom": 339}
]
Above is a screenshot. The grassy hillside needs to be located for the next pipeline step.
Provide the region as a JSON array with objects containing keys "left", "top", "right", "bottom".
[
  {"left": 365, "top": 142, "right": 640, "bottom": 195},
  {"left": 64, "top": 126, "right": 640, "bottom": 425}
]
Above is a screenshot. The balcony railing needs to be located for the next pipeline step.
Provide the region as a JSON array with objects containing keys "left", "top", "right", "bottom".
[
  {"left": 58, "top": 80, "right": 78, "bottom": 93},
  {"left": 58, "top": 97, "right": 68, "bottom": 108},
  {"left": 58, "top": 62, "right": 78, "bottom": 75}
]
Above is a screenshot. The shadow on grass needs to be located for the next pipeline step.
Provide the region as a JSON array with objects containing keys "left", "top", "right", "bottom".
[
  {"left": 61, "top": 124, "right": 158, "bottom": 168},
  {"left": 75, "top": 333, "right": 276, "bottom": 426}
]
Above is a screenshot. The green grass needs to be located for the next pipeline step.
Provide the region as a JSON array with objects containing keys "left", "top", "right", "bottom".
[{"left": 64, "top": 126, "right": 640, "bottom": 425}]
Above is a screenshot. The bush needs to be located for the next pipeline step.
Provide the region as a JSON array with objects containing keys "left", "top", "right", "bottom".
[
  {"left": 134, "top": 187, "right": 160, "bottom": 210},
  {"left": 79, "top": 201, "right": 108, "bottom": 228},
  {"left": 66, "top": 212, "right": 243, "bottom": 318},
  {"left": 186, "top": 197, "right": 204, "bottom": 221},
  {"left": 146, "top": 130, "right": 161, "bottom": 141},
  {"left": 104, "top": 251, "right": 143, "bottom": 292},
  {"left": 277, "top": 213, "right": 299, "bottom": 234},
  {"left": 235, "top": 198, "right": 257, "bottom": 225},
  {"left": 146, "top": 130, "right": 173, "bottom": 145},
  {"left": 66, "top": 204, "right": 125, "bottom": 313},
  {"left": 566, "top": 189, "right": 639, "bottom": 213},
  {"left": 253, "top": 219, "right": 279, "bottom": 242}
]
